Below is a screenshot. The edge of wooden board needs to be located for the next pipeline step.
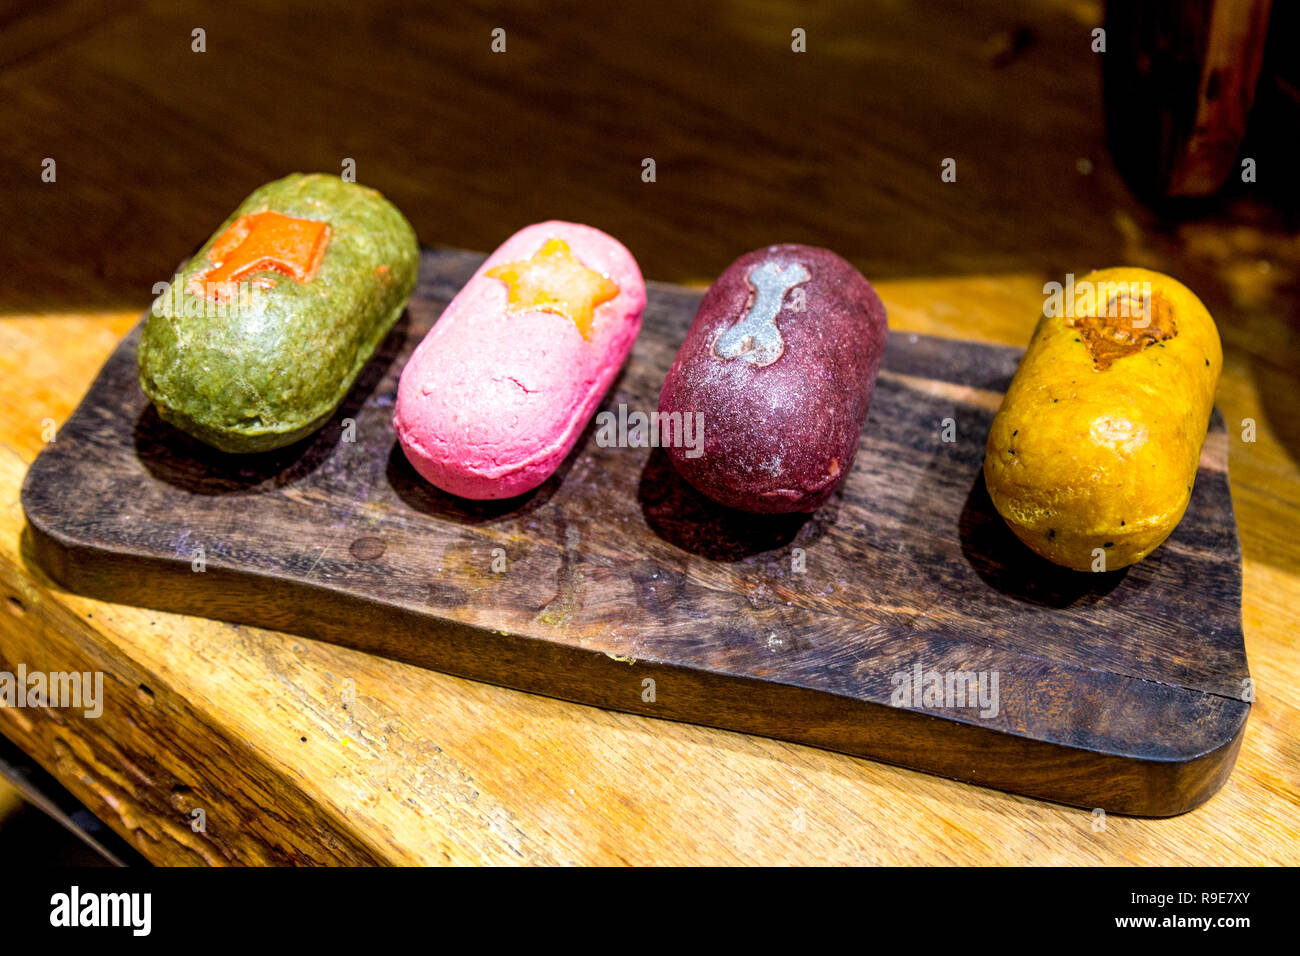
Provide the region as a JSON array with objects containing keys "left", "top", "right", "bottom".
[{"left": 21, "top": 444, "right": 1250, "bottom": 818}]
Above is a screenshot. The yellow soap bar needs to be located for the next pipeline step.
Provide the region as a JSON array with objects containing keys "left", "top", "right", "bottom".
[{"left": 984, "top": 267, "right": 1222, "bottom": 571}]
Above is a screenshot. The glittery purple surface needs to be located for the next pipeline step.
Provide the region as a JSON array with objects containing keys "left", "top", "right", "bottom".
[{"left": 658, "top": 244, "right": 887, "bottom": 513}]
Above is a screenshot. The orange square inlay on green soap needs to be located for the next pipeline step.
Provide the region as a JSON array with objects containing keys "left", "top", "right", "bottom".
[{"left": 188, "top": 211, "right": 331, "bottom": 302}]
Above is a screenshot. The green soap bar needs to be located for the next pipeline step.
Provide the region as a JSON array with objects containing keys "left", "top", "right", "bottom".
[{"left": 139, "top": 173, "right": 418, "bottom": 453}]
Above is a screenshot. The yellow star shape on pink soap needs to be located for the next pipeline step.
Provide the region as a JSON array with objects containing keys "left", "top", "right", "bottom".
[{"left": 485, "top": 238, "right": 620, "bottom": 340}]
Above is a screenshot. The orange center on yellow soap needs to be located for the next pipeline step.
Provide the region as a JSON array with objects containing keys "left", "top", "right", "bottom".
[
  {"left": 1066, "top": 290, "right": 1177, "bottom": 371},
  {"left": 188, "top": 211, "right": 331, "bottom": 302},
  {"left": 485, "top": 238, "right": 620, "bottom": 340}
]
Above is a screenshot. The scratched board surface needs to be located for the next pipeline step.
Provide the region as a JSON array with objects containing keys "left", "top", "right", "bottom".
[{"left": 22, "top": 247, "right": 1250, "bottom": 816}]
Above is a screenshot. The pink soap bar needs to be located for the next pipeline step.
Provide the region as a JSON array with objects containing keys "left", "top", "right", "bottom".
[{"left": 395, "top": 221, "right": 645, "bottom": 499}]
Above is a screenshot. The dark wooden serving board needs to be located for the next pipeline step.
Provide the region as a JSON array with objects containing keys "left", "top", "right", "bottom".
[{"left": 22, "top": 247, "right": 1250, "bottom": 817}]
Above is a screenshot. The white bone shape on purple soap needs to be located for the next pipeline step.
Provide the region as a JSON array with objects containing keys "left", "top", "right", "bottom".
[{"left": 711, "top": 260, "right": 811, "bottom": 367}]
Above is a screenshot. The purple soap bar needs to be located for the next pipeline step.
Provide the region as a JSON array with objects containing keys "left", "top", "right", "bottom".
[{"left": 658, "top": 244, "right": 887, "bottom": 513}]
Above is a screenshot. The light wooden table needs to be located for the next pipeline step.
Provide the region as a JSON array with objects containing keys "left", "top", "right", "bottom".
[{"left": 1, "top": 0, "right": 1297, "bottom": 864}]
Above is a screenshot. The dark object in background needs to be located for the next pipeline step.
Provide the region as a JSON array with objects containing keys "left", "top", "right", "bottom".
[
  {"left": 1104, "top": 0, "right": 1273, "bottom": 200},
  {"left": 0, "top": 734, "right": 148, "bottom": 866}
]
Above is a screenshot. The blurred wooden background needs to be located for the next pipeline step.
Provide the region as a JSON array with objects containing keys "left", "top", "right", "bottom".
[
  {"left": 1, "top": 0, "right": 1294, "bottom": 306},
  {"left": 0, "top": 0, "right": 1297, "bottom": 864}
]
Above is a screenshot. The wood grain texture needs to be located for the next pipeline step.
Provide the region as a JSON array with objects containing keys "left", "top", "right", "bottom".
[
  {"left": 0, "top": 0, "right": 1203, "bottom": 313},
  {"left": 20, "top": 248, "right": 1250, "bottom": 817},
  {"left": 1, "top": 0, "right": 1297, "bottom": 865}
]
